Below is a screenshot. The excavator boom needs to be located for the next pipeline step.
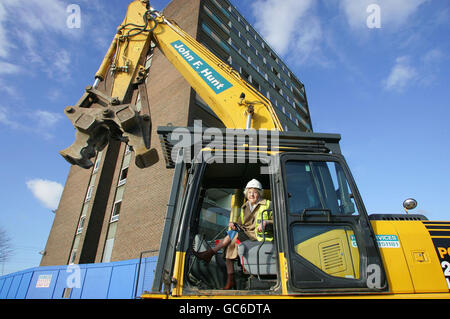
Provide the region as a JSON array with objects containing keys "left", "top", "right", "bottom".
[{"left": 60, "top": 0, "right": 282, "bottom": 169}]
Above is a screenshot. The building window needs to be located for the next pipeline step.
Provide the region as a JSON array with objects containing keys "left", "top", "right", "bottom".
[
  {"left": 271, "top": 67, "right": 280, "bottom": 78},
  {"left": 85, "top": 185, "right": 94, "bottom": 202},
  {"left": 92, "top": 151, "right": 103, "bottom": 174},
  {"left": 69, "top": 249, "right": 77, "bottom": 265},
  {"left": 248, "top": 41, "right": 257, "bottom": 56},
  {"left": 102, "top": 221, "right": 118, "bottom": 263},
  {"left": 257, "top": 68, "right": 266, "bottom": 79},
  {"left": 251, "top": 80, "right": 260, "bottom": 91},
  {"left": 238, "top": 17, "right": 247, "bottom": 30},
  {"left": 102, "top": 238, "right": 114, "bottom": 263},
  {"left": 241, "top": 68, "right": 251, "bottom": 82},
  {"left": 248, "top": 28, "right": 257, "bottom": 40},
  {"left": 201, "top": 23, "right": 230, "bottom": 53},
  {"left": 231, "top": 60, "right": 241, "bottom": 73},
  {"left": 249, "top": 58, "right": 259, "bottom": 72},
  {"left": 111, "top": 200, "right": 121, "bottom": 222},
  {"left": 93, "top": 158, "right": 101, "bottom": 173},
  {"left": 230, "top": 6, "right": 238, "bottom": 19},
  {"left": 230, "top": 39, "right": 240, "bottom": 53},
  {"left": 231, "top": 24, "right": 240, "bottom": 37},
  {"left": 260, "top": 86, "right": 267, "bottom": 97},
  {"left": 203, "top": 4, "right": 229, "bottom": 33},
  {"left": 76, "top": 216, "right": 85, "bottom": 234},
  {"left": 118, "top": 167, "right": 128, "bottom": 186}
]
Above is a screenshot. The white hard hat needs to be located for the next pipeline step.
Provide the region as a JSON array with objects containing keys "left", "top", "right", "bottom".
[{"left": 245, "top": 179, "right": 262, "bottom": 190}]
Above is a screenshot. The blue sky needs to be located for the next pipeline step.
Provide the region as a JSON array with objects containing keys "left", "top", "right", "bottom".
[{"left": 0, "top": 0, "right": 448, "bottom": 275}]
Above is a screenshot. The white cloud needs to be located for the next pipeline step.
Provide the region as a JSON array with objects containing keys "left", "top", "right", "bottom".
[
  {"left": 418, "top": 49, "right": 446, "bottom": 86},
  {"left": 26, "top": 179, "right": 63, "bottom": 210},
  {"left": 0, "top": 0, "right": 116, "bottom": 83},
  {"left": 35, "top": 110, "right": 63, "bottom": 128},
  {"left": 0, "top": 106, "right": 17, "bottom": 128},
  {"left": 0, "top": 0, "right": 77, "bottom": 79},
  {"left": 0, "top": 106, "right": 62, "bottom": 138},
  {"left": 30, "top": 110, "right": 63, "bottom": 139},
  {"left": 45, "top": 49, "right": 72, "bottom": 79},
  {"left": 0, "top": 61, "right": 21, "bottom": 74},
  {"left": 341, "top": 0, "right": 428, "bottom": 30},
  {"left": 292, "top": 16, "right": 324, "bottom": 66},
  {"left": 250, "top": 0, "right": 324, "bottom": 65},
  {"left": 0, "top": 3, "right": 11, "bottom": 58},
  {"left": 0, "top": 83, "right": 18, "bottom": 97},
  {"left": 422, "top": 49, "right": 444, "bottom": 66},
  {"left": 383, "top": 56, "right": 417, "bottom": 91},
  {"left": 2, "top": 0, "right": 69, "bottom": 34},
  {"left": 251, "top": 0, "right": 313, "bottom": 54},
  {"left": 383, "top": 49, "right": 446, "bottom": 91}
]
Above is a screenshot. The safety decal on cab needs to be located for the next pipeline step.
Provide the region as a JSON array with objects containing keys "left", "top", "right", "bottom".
[
  {"left": 350, "top": 235, "right": 400, "bottom": 248},
  {"left": 171, "top": 40, "right": 233, "bottom": 94}
]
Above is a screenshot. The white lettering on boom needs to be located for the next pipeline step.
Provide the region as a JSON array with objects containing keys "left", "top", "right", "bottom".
[
  {"left": 174, "top": 43, "right": 195, "bottom": 62},
  {"left": 200, "top": 68, "right": 225, "bottom": 90}
]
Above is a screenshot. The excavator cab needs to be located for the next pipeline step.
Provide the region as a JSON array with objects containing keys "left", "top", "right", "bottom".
[
  {"left": 150, "top": 126, "right": 389, "bottom": 297},
  {"left": 186, "top": 161, "right": 277, "bottom": 292}
]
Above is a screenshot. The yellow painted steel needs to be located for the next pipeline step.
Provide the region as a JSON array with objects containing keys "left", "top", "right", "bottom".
[
  {"left": 96, "top": 0, "right": 153, "bottom": 101},
  {"left": 371, "top": 220, "right": 449, "bottom": 294},
  {"left": 229, "top": 189, "right": 245, "bottom": 224},
  {"left": 370, "top": 221, "right": 414, "bottom": 293},
  {"left": 141, "top": 292, "right": 450, "bottom": 299},
  {"left": 143, "top": 222, "right": 450, "bottom": 299},
  {"left": 172, "top": 251, "right": 186, "bottom": 297},
  {"left": 278, "top": 252, "right": 289, "bottom": 295},
  {"left": 294, "top": 229, "right": 360, "bottom": 279}
]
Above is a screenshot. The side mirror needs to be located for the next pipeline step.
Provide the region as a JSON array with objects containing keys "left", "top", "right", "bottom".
[{"left": 403, "top": 198, "right": 417, "bottom": 214}]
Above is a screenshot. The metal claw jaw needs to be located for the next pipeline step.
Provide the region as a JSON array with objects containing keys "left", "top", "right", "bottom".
[
  {"left": 60, "top": 86, "right": 155, "bottom": 169},
  {"left": 59, "top": 126, "right": 109, "bottom": 169}
]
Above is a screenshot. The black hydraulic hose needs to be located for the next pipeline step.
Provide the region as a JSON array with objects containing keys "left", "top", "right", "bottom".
[{"left": 118, "top": 10, "right": 158, "bottom": 39}]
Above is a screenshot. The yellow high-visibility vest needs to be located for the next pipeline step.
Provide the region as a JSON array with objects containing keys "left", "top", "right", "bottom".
[{"left": 240, "top": 200, "right": 273, "bottom": 242}]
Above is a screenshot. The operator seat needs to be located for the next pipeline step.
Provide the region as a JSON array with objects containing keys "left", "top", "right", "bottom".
[{"left": 237, "top": 240, "right": 277, "bottom": 276}]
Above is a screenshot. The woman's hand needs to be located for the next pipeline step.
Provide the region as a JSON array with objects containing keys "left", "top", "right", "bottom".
[{"left": 257, "top": 221, "right": 267, "bottom": 233}]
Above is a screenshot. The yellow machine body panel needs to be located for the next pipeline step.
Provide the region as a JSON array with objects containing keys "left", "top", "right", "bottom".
[
  {"left": 371, "top": 220, "right": 449, "bottom": 294},
  {"left": 295, "top": 229, "right": 360, "bottom": 279},
  {"left": 149, "top": 220, "right": 450, "bottom": 299}
]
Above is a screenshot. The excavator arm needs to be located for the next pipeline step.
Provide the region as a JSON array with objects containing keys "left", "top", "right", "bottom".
[{"left": 60, "top": 0, "right": 283, "bottom": 169}]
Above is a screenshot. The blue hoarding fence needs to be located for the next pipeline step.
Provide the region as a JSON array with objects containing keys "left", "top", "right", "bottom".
[{"left": 0, "top": 256, "right": 157, "bottom": 299}]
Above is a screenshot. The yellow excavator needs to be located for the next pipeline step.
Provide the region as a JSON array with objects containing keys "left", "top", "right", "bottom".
[{"left": 60, "top": 0, "right": 450, "bottom": 299}]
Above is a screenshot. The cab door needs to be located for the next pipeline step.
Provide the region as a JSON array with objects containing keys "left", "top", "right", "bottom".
[{"left": 277, "top": 153, "right": 388, "bottom": 293}]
